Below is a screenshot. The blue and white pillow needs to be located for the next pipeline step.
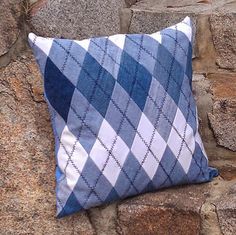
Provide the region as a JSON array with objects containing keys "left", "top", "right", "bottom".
[{"left": 29, "top": 17, "right": 218, "bottom": 218}]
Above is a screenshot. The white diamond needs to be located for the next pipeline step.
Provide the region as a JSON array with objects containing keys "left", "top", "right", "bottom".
[
  {"left": 167, "top": 108, "right": 194, "bottom": 173},
  {"left": 74, "top": 38, "right": 90, "bottom": 51},
  {"left": 109, "top": 34, "right": 126, "bottom": 50},
  {"left": 90, "top": 119, "right": 129, "bottom": 186},
  {"left": 131, "top": 113, "right": 167, "bottom": 179},
  {"left": 58, "top": 125, "right": 88, "bottom": 190}
]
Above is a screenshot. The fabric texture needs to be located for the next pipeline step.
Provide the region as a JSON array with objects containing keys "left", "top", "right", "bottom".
[{"left": 29, "top": 16, "right": 218, "bottom": 218}]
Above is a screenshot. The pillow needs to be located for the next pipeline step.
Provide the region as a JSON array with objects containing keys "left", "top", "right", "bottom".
[{"left": 28, "top": 16, "right": 218, "bottom": 218}]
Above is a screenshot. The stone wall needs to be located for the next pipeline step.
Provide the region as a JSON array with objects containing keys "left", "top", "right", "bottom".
[
  {"left": 0, "top": 0, "right": 235, "bottom": 234},
  {"left": 29, "top": 0, "right": 126, "bottom": 39}
]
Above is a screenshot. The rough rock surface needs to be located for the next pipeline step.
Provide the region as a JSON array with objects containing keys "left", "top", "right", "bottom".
[
  {"left": 88, "top": 204, "right": 118, "bottom": 235},
  {"left": 125, "top": 0, "right": 138, "bottom": 7},
  {"left": 193, "top": 15, "right": 217, "bottom": 72},
  {"left": 120, "top": 0, "right": 236, "bottom": 72},
  {"left": 0, "top": 0, "right": 21, "bottom": 56},
  {"left": 1, "top": 0, "right": 236, "bottom": 234},
  {"left": 210, "top": 14, "right": 236, "bottom": 70},
  {"left": 131, "top": 0, "right": 236, "bottom": 13},
  {"left": 192, "top": 75, "right": 214, "bottom": 150},
  {"left": 122, "top": 9, "right": 198, "bottom": 58},
  {"left": 30, "top": 0, "right": 126, "bottom": 39},
  {"left": 117, "top": 184, "right": 210, "bottom": 235},
  {"left": 129, "top": 11, "right": 194, "bottom": 34},
  {"left": 208, "top": 73, "right": 236, "bottom": 151},
  {"left": 215, "top": 183, "right": 236, "bottom": 235},
  {"left": 0, "top": 53, "right": 95, "bottom": 235}
]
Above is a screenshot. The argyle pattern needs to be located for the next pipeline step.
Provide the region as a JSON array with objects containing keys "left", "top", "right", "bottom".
[{"left": 29, "top": 17, "right": 218, "bottom": 218}]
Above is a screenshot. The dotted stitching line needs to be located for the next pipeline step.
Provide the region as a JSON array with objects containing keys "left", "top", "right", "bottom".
[
  {"left": 90, "top": 37, "right": 205, "bottom": 177},
  {"left": 124, "top": 27, "right": 180, "bottom": 195},
  {"left": 54, "top": 39, "right": 173, "bottom": 193}
]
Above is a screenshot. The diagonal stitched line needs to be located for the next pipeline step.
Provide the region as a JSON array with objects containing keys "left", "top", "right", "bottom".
[
  {"left": 50, "top": 110, "right": 104, "bottom": 205},
  {"left": 160, "top": 33, "right": 188, "bottom": 56},
  {"left": 54, "top": 39, "right": 204, "bottom": 186},
  {"left": 126, "top": 35, "right": 196, "bottom": 120},
  {"left": 61, "top": 41, "right": 73, "bottom": 178},
  {"left": 59, "top": 40, "right": 75, "bottom": 180},
  {"left": 43, "top": 40, "right": 102, "bottom": 210},
  {"left": 90, "top": 36, "right": 205, "bottom": 176},
  {"left": 61, "top": 38, "right": 109, "bottom": 186},
  {"left": 57, "top": 197, "right": 67, "bottom": 216},
  {"left": 81, "top": 36, "right": 141, "bottom": 206},
  {"left": 88, "top": 41, "right": 173, "bottom": 185},
  {"left": 53, "top": 40, "right": 171, "bottom": 187},
  {"left": 123, "top": 26, "right": 180, "bottom": 196},
  {"left": 61, "top": 41, "right": 73, "bottom": 73},
  {"left": 59, "top": 40, "right": 74, "bottom": 181},
  {"left": 55, "top": 41, "right": 140, "bottom": 195},
  {"left": 160, "top": 83, "right": 192, "bottom": 187},
  {"left": 192, "top": 133, "right": 206, "bottom": 181},
  {"left": 90, "top": 38, "right": 196, "bottom": 149},
  {"left": 123, "top": 36, "right": 206, "bottom": 180},
  {"left": 53, "top": 39, "right": 206, "bottom": 189},
  {"left": 69, "top": 105, "right": 139, "bottom": 194},
  {"left": 90, "top": 39, "right": 194, "bottom": 153},
  {"left": 83, "top": 35, "right": 145, "bottom": 206}
]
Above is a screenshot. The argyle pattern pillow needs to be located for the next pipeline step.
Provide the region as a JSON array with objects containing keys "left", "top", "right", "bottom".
[{"left": 29, "top": 17, "right": 218, "bottom": 218}]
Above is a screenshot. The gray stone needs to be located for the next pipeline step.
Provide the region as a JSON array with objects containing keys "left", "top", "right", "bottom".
[
  {"left": 229, "top": 183, "right": 236, "bottom": 194},
  {"left": 192, "top": 15, "right": 217, "bottom": 73},
  {"left": 214, "top": 160, "right": 236, "bottom": 181},
  {"left": 88, "top": 204, "right": 118, "bottom": 235},
  {"left": 120, "top": 8, "right": 132, "bottom": 33},
  {"left": 30, "top": 0, "right": 126, "bottom": 39},
  {"left": 120, "top": 0, "right": 236, "bottom": 72},
  {"left": 200, "top": 203, "right": 222, "bottom": 235},
  {"left": 128, "top": 10, "right": 195, "bottom": 35},
  {"left": 216, "top": 194, "right": 236, "bottom": 235},
  {"left": 0, "top": 52, "right": 95, "bottom": 235},
  {"left": 124, "top": 1, "right": 199, "bottom": 59},
  {"left": 125, "top": 0, "right": 138, "bottom": 7},
  {"left": 210, "top": 13, "right": 236, "bottom": 70},
  {"left": 192, "top": 74, "right": 236, "bottom": 161},
  {"left": 0, "top": 0, "right": 21, "bottom": 57},
  {"left": 131, "top": 0, "right": 236, "bottom": 13},
  {"left": 192, "top": 75, "right": 213, "bottom": 142}
]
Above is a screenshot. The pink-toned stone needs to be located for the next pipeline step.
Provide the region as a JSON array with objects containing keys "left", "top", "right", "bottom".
[
  {"left": 0, "top": 52, "right": 95, "bottom": 235},
  {"left": 210, "top": 13, "right": 236, "bottom": 70},
  {"left": 0, "top": 0, "right": 21, "bottom": 56},
  {"left": 117, "top": 184, "right": 211, "bottom": 235},
  {"left": 208, "top": 73, "right": 236, "bottom": 151}
]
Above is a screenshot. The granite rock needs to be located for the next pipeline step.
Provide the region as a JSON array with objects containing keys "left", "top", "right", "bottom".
[
  {"left": 210, "top": 13, "right": 236, "bottom": 70},
  {"left": 0, "top": 0, "right": 21, "bottom": 56},
  {"left": 208, "top": 73, "right": 236, "bottom": 151},
  {"left": 88, "top": 204, "right": 118, "bottom": 235},
  {"left": 119, "top": 0, "right": 236, "bottom": 72},
  {"left": 0, "top": 53, "right": 95, "bottom": 235},
  {"left": 125, "top": 0, "right": 138, "bottom": 7},
  {"left": 117, "top": 184, "right": 211, "bottom": 235},
  {"left": 216, "top": 187, "right": 236, "bottom": 235},
  {"left": 30, "top": 0, "right": 126, "bottom": 39}
]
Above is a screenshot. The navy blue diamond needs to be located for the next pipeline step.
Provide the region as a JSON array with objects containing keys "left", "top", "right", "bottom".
[
  {"left": 154, "top": 44, "right": 184, "bottom": 105},
  {"left": 44, "top": 57, "right": 75, "bottom": 122},
  {"left": 77, "top": 52, "right": 115, "bottom": 117},
  {"left": 117, "top": 49, "right": 152, "bottom": 111}
]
